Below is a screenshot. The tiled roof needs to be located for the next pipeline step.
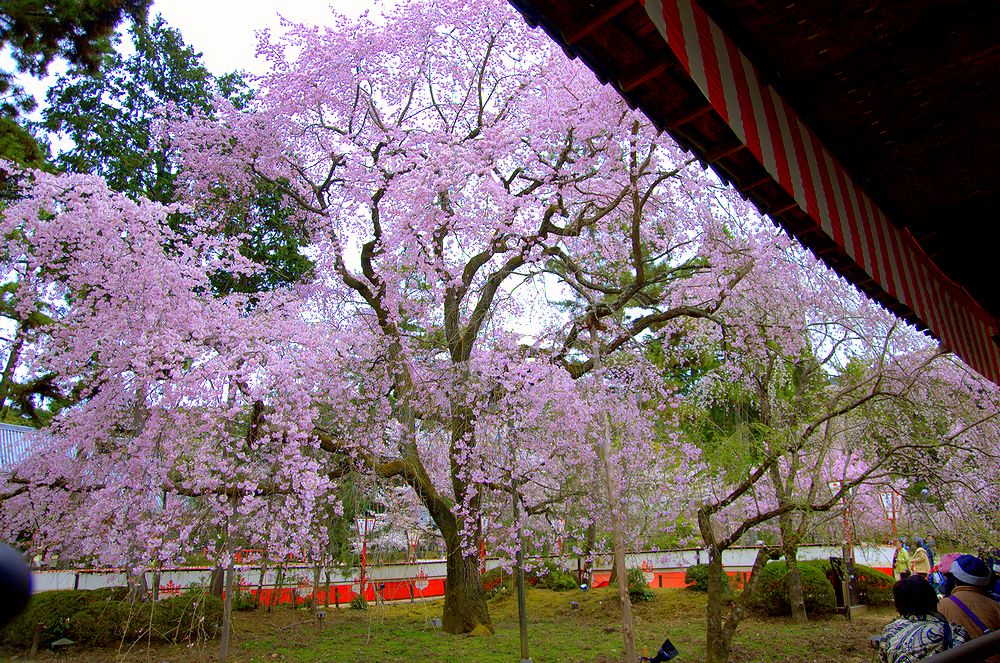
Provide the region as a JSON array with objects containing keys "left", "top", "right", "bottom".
[{"left": 0, "top": 423, "right": 36, "bottom": 469}]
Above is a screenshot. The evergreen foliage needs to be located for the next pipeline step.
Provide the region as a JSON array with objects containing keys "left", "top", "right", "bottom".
[
  {"left": 2, "top": 588, "right": 221, "bottom": 648},
  {"left": 684, "top": 564, "right": 710, "bottom": 592},
  {"left": 535, "top": 563, "right": 579, "bottom": 592},
  {"left": 750, "top": 561, "right": 836, "bottom": 618}
]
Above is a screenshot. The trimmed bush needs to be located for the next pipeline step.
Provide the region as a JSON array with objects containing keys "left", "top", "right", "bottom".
[
  {"left": 852, "top": 564, "right": 894, "bottom": 607},
  {"left": 2, "top": 590, "right": 90, "bottom": 647},
  {"left": 683, "top": 564, "right": 738, "bottom": 596},
  {"left": 2, "top": 589, "right": 222, "bottom": 649},
  {"left": 535, "top": 563, "right": 579, "bottom": 592},
  {"left": 751, "top": 561, "right": 837, "bottom": 618},
  {"left": 798, "top": 559, "right": 894, "bottom": 608},
  {"left": 684, "top": 564, "right": 710, "bottom": 592},
  {"left": 149, "top": 592, "right": 222, "bottom": 643},
  {"left": 68, "top": 601, "right": 128, "bottom": 647},
  {"left": 86, "top": 586, "right": 130, "bottom": 602},
  {"left": 625, "top": 568, "right": 654, "bottom": 603}
]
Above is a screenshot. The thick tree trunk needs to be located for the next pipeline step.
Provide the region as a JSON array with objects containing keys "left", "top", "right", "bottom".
[
  {"left": 607, "top": 480, "right": 637, "bottom": 663},
  {"left": 771, "top": 456, "right": 807, "bottom": 624},
  {"left": 706, "top": 544, "right": 774, "bottom": 663},
  {"left": 590, "top": 323, "right": 638, "bottom": 663},
  {"left": 705, "top": 547, "right": 728, "bottom": 663},
  {"left": 383, "top": 430, "right": 492, "bottom": 632},
  {"left": 782, "top": 533, "right": 808, "bottom": 624},
  {"left": 441, "top": 543, "right": 492, "bottom": 634}
]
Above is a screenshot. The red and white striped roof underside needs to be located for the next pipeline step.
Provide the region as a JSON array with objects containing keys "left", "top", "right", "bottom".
[{"left": 643, "top": 0, "right": 1000, "bottom": 382}]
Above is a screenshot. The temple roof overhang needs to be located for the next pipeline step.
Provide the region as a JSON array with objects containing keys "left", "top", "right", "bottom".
[{"left": 508, "top": 0, "right": 1000, "bottom": 381}]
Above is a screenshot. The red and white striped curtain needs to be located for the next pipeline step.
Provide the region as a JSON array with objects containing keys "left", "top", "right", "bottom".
[{"left": 643, "top": 0, "right": 1000, "bottom": 382}]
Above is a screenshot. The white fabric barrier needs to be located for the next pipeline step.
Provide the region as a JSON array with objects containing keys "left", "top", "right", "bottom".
[{"left": 28, "top": 543, "right": 895, "bottom": 595}]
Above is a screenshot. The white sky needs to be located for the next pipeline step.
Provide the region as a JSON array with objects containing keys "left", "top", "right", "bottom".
[
  {"left": 151, "top": 0, "right": 382, "bottom": 75},
  {"left": 8, "top": 1, "right": 386, "bottom": 113}
]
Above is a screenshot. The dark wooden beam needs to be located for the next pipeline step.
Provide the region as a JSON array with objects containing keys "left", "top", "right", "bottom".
[
  {"left": 620, "top": 61, "right": 669, "bottom": 92},
  {"left": 564, "top": 0, "right": 634, "bottom": 45}
]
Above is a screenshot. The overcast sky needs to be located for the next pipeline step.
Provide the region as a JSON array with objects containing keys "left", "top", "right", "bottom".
[{"left": 151, "top": 0, "right": 381, "bottom": 74}]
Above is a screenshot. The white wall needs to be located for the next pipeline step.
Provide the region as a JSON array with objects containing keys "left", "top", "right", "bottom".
[{"left": 29, "top": 544, "right": 894, "bottom": 595}]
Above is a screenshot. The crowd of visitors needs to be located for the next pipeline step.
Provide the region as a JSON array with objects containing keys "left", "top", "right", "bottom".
[
  {"left": 892, "top": 536, "right": 938, "bottom": 581},
  {"left": 879, "top": 543, "right": 1000, "bottom": 663}
]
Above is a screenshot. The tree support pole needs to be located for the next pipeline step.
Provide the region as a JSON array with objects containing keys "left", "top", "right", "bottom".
[
  {"left": 590, "top": 321, "right": 638, "bottom": 663},
  {"left": 513, "top": 473, "right": 531, "bottom": 663}
]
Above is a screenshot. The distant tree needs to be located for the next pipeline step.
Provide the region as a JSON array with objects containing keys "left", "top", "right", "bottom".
[
  {"left": 0, "top": 0, "right": 151, "bottom": 164},
  {"left": 680, "top": 238, "right": 1000, "bottom": 662},
  {"left": 0, "top": 17, "right": 314, "bottom": 423},
  {"left": 42, "top": 16, "right": 313, "bottom": 297},
  {"left": 0, "top": 0, "right": 151, "bottom": 77},
  {"left": 42, "top": 16, "right": 216, "bottom": 201}
]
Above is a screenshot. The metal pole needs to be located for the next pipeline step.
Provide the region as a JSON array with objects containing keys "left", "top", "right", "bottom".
[
  {"left": 842, "top": 492, "right": 853, "bottom": 621},
  {"left": 891, "top": 491, "right": 899, "bottom": 537},
  {"left": 916, "top": 628, "right": 1000, "bottom": 662},
  {"left": 843, "top": 500, "right": 852, "bottom": 560},
  {"left": 359, "top": 518, "right": 368, "bottom": 603},
  {"left": 513, "top": 473, "right": 531, "bottom": 663},
  {"left": 480, "top": 516, "right": 487, "bottom": 575},
  {"left": 219, "top": 511, "right": 235, "bottom": 663}
]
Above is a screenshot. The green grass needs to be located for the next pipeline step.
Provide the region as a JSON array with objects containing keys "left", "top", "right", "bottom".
[
  {"left": 26, "top": 587, "right": 895, "bottom": 662},
  {"left": 231, "top": 587, "right": 890, "bottom": 663}
]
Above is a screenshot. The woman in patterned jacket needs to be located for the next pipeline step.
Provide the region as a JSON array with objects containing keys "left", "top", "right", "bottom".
[{"left": 879, "top": 575, "right": 968, "bottom": 663}]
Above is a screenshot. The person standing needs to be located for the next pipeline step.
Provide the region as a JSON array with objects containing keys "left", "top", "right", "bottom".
[
  {"left": 910, "top": 545, "right": 931, "bottom": 579},
  {"left": 894, "top": 540, "right": 912, "bottom": 580},
  {"left": 938, "top": 555, "right": 1000, "bottom": 663},
  {"left": 921, "top": 537, "right": 936, "bottom": 568}
]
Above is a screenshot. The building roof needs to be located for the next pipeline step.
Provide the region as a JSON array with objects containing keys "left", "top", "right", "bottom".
[
  {"left": 508, "top": 0, "right": 1000, "bottom": 382},
  {"left": 0, "top": 423, "right": 35, "bottom": 469}
]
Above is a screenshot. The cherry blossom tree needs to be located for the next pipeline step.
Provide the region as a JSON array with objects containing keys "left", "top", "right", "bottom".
[
  {"left": 0, "top": 170, "right": 341, "bottom": 568},
  {"left": 167, "top": 0, "right": 774, "bottom": 637},
  {"left": 675, "top": 230, "right": 1000, "bottom": 661},
  {"left": 6, "top": 5, "right": 993, "bottom": 661}
]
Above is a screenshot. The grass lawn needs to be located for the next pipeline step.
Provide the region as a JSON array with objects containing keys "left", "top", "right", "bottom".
[{"left": 31, "top": 587, "right": 893, "bottom": 662}]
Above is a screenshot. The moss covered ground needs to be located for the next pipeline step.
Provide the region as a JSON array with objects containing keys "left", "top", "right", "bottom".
[{"left": 4, "top": 586, "right": 894, "bottom": 662}]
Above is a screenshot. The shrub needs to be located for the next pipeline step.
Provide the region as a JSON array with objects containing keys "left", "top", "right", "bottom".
[
  {"left": 482, "top": 567, "right": 508, "bottom": 599},
  {"left": 625, "top": 568, "right": 654, "bottom": 603},
  {"left": 682, "top": 564, "right": 738, "bottom": 596},
  {"left": 87, "top": 586, "right": 130, "bottom": 602},
  {"left": 349, "top": 595, "right": 367, "bottom": 610},
  {"left": 2, "top": 590, "right": 90, "bottom": 647},
  {"left": 148, "top": 592, "right": 222, "bottom": 643},
  {"left": 231, "top": 588, "right": 258, "bottom": 612},
  {"left": 482, "top": 567, "right": 512, "bottom": 600},
  {"left": 751, "top": 561, "right": 836, "bottom": 618},
  {"left": 535, "top": 563, "right": 579, "bottom": 592},
  {"left": 798, "top": 559, "right": 893, "bottom": 607},
  {"left": 68, "top": 602, "right": 128, "bottom": 647},
  {"left": 853, "top": 564, "right": 894, "bottom": 607},
  {"left": 2, "top": 588, "right": 222, "bottom": 649},
  {"left": 684, "top": 564, "right": 710, "bottom": 592}
]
